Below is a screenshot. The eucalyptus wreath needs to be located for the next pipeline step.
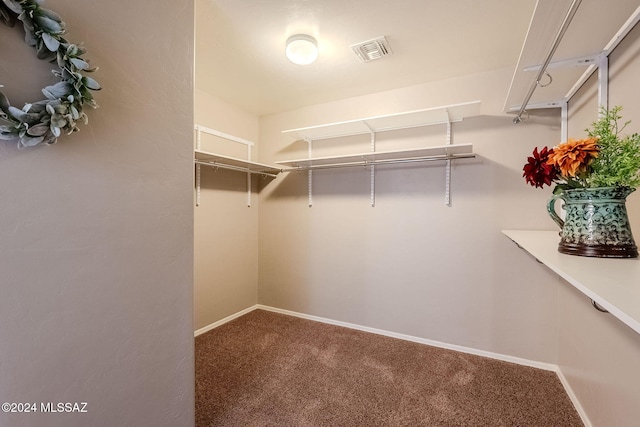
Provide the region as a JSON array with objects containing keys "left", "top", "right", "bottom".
[{"left": 0, "top": 0, "right": 100, "bottom": 148}]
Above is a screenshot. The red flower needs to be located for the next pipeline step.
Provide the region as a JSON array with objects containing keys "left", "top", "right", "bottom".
[{"left": 523, "top": 146, "right": 558, "bottom": 188}]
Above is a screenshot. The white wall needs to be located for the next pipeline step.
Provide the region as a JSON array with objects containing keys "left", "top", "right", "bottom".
[
  {"left": 193, "top": 0, "right": 265, "bottom": 330},
  {"left": 0, "top": 1, "right": 194, "bottom": 426},
  {"left": 194, "top": 89, "right": 261, "bottom": 330},
  {"left": 558, "top": 22, "right": 640, "bottom": 427},
  {"left": 257, "top": 67, "right": 563, "bottom": 363}
]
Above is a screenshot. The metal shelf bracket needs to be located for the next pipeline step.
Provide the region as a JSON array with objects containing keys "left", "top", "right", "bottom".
[
  {"left": 196, "top": 128, "right": 202, "bottom": 207},
  {"left": 307, "top": 139, "right": 313, "bottom": 207},
  {"left": 445, "top": 109, "right": 452, "bottom": 206},
  {"left": 364, "top": 121, "right": 376, "bottom": 207}
]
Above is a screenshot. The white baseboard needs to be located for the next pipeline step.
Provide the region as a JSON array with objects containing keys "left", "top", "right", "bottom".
[
  {"left": 556, "top": 367, "right": 592, "bottom": 427},
  {"left": 256, "top": 304, "right": 557, "bottom": 372},
  {"left": 195, "top": 303, "right": 590, "bottom": 426},
  {"left": 194, "top": 305, "right": 259, "bottom": 337}
]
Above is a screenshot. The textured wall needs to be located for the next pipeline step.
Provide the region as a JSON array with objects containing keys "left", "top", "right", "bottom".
[
  {"left": 559, "top": 22, "right": 640, "bottom": 427},
  {"left": 0, "top": 1, "right": 194, "bottom": 426},
  {"left": 193, "top": 89, "right": 260, "bottom": 330},
  {"left": 257, "top": 68, "right": 563, "bottom": 363},
  {"left": 193, "top": 0, "right": 264, "bottom": 331}
]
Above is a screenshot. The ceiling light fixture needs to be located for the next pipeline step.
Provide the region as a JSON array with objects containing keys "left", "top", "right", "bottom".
[{"left": 285, "top": 34, "right": 318, "bottom": 65}]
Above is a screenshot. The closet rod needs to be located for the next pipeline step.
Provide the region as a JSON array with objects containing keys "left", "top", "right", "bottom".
[
  {"left": 513, "top": 0, "right": 582, "bottom": 124},
  {"left": 284, "top": 153, "right": 476, "bottom": 172},
  {"left": 194, "top": 160, "right": 280, "bottom": 178}
]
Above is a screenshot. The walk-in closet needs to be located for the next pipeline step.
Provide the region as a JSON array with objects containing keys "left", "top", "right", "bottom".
[{"left": 192, "top": 1, "right": 640, "bottom": 426}]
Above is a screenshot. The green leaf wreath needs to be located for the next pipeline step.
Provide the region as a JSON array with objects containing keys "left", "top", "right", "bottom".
[{"left": 0, "top": 0, "right": 100, "bottom": 148}]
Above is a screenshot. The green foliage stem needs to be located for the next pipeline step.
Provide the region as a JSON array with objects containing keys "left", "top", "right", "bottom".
[{"left": 587, "top": 106, "right": 640, "bottom": 189}]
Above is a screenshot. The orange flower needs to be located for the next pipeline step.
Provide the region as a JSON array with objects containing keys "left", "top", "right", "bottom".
[{"left": 547, "top": 137, "right": 599, "bottom": 178}]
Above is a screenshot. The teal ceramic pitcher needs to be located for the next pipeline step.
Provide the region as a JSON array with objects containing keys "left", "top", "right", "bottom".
[{"left": 547, "top": 186, "right": 638, "bottom": 258}]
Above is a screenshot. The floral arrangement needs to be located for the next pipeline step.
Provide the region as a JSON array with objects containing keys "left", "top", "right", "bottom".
[
  {"left": 0, "top": 0, "right": 100, "bottom": 148},
  {"left": 523, "top": 106, "right": 640, "bottom": 192}
]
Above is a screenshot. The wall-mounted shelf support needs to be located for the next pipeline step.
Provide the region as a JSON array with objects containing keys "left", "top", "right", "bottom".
[
  {"left": 522, "top": 54, "right": 601, "bottom": 72},
  {"left": 364, "top": 122, "right": 376, "bottom": 207},
  {"left": 564, "top": 6, "right": 640, "bottom": 107},
  {"left": 307, "top": 139, "right": 313, "bottom": 207},
  {"left": 597, "top": 54, "right": 609, "bottom": 112},
  {"left": 592, "top": 299, "right": 610, "bottom": 313},
  {"left": 512, "top": 0, "right": 583, "bottom": 124},
  {"left": 510, "top": 4, "right": 640, "bottom": 129},
  {"left": 514, "top": 50, "right": 612, "bottom": 135},
  {"left": 194, "top": 125, "right": 281, "bottom": 207},
  {"left": 247, "top": 145, "right": 252, "bottom": 207},
  {"left": 561, "top": 100, "right": 568, "bottom": 143},
  {"left": 444, "top": 109, "right": 452, "bottom": 206},
  {"left": 196, "top": 130, "right": 202, "bottom": 207}
]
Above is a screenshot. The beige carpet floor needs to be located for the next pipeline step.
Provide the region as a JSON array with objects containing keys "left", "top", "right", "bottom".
[{"left": 195, "top": 309, "right": 583, "bottom": 426}]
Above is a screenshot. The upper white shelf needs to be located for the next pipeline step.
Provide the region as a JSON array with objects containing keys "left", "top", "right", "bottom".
[
  {"left": 504, "top": 1, "right": 640, "bottom": 112},
  {"left": 282, "top": 101, "right": 481, "bottom": 141},
  {"left": 195, "top": 150, "right": 281, "bottom": 176},
  {"left": 276, "top": 143, "right": 473, "bottom": 170},
  {"left": 503, "top": 229, "right": 640, "bottom": 335}
]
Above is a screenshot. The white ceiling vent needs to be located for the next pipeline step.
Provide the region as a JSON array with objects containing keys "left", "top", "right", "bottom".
[{"left": 350, "top": 36, "right": 392, "bottom": 63}]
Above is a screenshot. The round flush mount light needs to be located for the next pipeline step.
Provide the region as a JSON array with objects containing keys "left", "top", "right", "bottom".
[{"left": 285, "top": 34, "right": 318, "bottom": 65}]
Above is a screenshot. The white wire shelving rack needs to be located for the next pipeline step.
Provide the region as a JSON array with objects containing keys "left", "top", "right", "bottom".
[
  {"left": 277, "top": 101, "right": 480, "bottom": 207},
  {"left": 508, "top": 2, "right": 640, "bottom": 141},
  {"left": 194, "top": 125, "right": 281, "bottom": 207}
]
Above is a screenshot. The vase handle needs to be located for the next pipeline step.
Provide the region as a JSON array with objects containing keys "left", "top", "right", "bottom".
[{"left": 547, "top": 193, "right": 564, "bottom": 229}]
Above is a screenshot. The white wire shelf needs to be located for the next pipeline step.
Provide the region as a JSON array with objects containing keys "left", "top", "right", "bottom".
[
  {"left": 276, "top": 143, "right": 474, "bottom": 171},
  {"left": 503, "top": 229, "right": 640, "bottom": 335},
  {"left": 195, "top": 150, "right": 282, "bottom": 177},
  {"left": 281, "top": 101, "right": 481, "bottom": 141}
]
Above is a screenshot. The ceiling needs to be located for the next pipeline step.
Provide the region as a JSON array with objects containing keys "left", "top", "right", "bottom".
[{"left": 195, "top": 0, "right": 640, "bottom": 117}]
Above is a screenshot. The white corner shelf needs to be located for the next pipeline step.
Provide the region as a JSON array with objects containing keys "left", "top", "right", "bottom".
[
  {"left": 503, "top": 229, "right": 640, "bottom": 335},
  {"left": 194, "top": 124, "right": 281, "bottom": 207},
  {"left": 276, "top": 143, "right": 474, "bottom": 170},
  {"left": 282, "top": 100, "right": 481, "bottom": 141},
  {"left": 195, "top": 150, "right": 281, "bottom": 176}
]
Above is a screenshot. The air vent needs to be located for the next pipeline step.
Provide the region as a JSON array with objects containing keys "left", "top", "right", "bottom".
[{"left": 350, "top": 36, "right": 392, "bottom": 63}]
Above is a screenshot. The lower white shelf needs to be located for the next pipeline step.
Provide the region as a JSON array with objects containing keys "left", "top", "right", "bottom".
[
  {"left": 276, "top": 143, "right": 473, "bottom": 171},
  {"left": 502, "top": 230, "right": 640, "bottom": 335},
  {"left": 195, "top": 150, "right": 281, "bottom": 177}
]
